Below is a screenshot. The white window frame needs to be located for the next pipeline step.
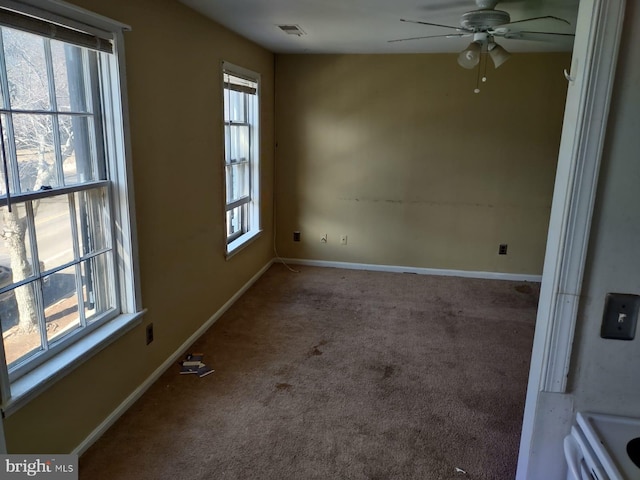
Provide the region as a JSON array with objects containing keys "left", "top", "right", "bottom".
[
  {"left": 0, "top": 0, "right": 143, "bottom": 417},
  {"left": 222, "top": 62, "right": 261, "bottom": 257}
]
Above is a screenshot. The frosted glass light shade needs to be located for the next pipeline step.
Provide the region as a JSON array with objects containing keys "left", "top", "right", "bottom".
[
  {"left": 489, "top": 43, "right": 511, "bottom": 68},
  {"left": 457, "top": 42, "right": 482, "bottom": 69}
]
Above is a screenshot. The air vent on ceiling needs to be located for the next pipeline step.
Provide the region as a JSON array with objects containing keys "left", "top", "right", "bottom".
[{"left": 278, "top": 24, "right": 306, "bottom": 36}]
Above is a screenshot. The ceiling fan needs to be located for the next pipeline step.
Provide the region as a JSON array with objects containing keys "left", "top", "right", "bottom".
[{"left": 390, "top": 0, "right": 575, "bottom": 72}]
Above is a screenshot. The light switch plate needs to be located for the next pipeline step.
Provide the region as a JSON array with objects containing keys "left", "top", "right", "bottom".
[{"left": 601, "top": 293, "right": 640, "bottom": 340}]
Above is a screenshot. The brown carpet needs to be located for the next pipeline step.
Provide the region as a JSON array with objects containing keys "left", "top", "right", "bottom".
[{"left": 80, "top": 264, "right": 538, "bottom": 479}]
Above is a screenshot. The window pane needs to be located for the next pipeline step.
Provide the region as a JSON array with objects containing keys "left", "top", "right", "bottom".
[
  {"left": 75, "top": 187, "right": 110, "bottom": 256},
  {"left": 2, "top": 28, "right": 51, "bottom": 111},
  {"left": 60, "top": 115, "right": 95, "bottom": 184},
  {"left": 82, "top": 253, "right": 114, "bottom": 323},
  {"left": 225, "top": 162, "right": 250, "bottom": 203},
  {"left": 34, "top": 195, "right": 74, "bottom": 271},
  {"left": 0, "top": 115, "right": 12, "bottom": 196},
  {"left": 2, "top": 281, "right": 43, "bottom": 369},
  {"left": 223, "top": 90, "right": 245, "bottom": 123},
  {"left": 0, "top": 203, "right": 35, "bottom": 281},
  {"left": 44, "top": 265, "right": 79, "bottom": 344},
  {"left": 12, "top": 113, "right": 59, "bottom": 192},
  {"left": 225, "top": 125, "right": 249, "bottom": 164},
  {"left": 51, "top": 41, "right": 91, "bottom": 113},
  {"left": 51, "top": 41, "right": 71, "bottom": 111},
  {"left": 226, "top": 204, "right": 247, "bottom": 238}
]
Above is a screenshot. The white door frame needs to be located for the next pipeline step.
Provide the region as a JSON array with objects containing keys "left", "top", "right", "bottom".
[{"left": 516, "top": 0, "right": 626, "bottom": 477}]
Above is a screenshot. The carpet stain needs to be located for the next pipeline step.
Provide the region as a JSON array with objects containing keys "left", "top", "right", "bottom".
[
  {"left": 515, "top": 284, "right": 533, "bottom": 294},
  {"left": 369, "top": 364, "right": 398, "bottom": 380},
  {"left": 309, "top": 346, "right": 323, "bottom": 356},
  {"left": 275, "top": 383, "right": 293, "bottom": 391}
]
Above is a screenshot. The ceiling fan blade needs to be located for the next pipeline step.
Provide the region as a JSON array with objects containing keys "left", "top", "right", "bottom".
[
  {"left": 388, "top": 33, "right": 468, "bottom": 43},
  {"left": 500, "top": 15, "right": 571, "bottom": 27},
  {"left": 400, "top": 19, "right": 463, "bottom": 31},
  {"left": 503, "top": 31, "right": 576, "bottom": 42},
  {"left": 515, "top": 30, "right": 575, "bottom": 36}
]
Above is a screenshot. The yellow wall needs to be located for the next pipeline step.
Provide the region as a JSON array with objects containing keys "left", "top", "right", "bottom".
[
  {"left": 3, "top": 0, "right": 275, "bottom": 452},
  {"left": 2, "top": 0, "right": 569, "bottom": 453},
  {"left": 275, "top": 53, "right": 569, "bottom": 274}
]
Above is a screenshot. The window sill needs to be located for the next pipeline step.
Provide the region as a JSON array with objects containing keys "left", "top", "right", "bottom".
[
  {"left": 2, "top": 310, "right": 146, "bottom": 418},
  {"left": 226, "top": 229, "right": 263, "bottom": 260}
]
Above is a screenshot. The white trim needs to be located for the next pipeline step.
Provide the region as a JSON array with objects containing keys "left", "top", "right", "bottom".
[
  {"left": 516, "top": 0, "right": 626, "bottom": 477},
  {"left": 72, "top": 259, "right": 274, "bottom": 457},
  {"left": 3, "top": 311, "right": 145, "bottom": 417},
  {"left": 226, "top": 229, "right": 263, "bottom": 260},
  {"left": 108, "top": 28, "right": 143, "bottom": 313},
  {"left": 540, "top": 0, "right": 626, "bottom": 396},
  {"left": 278, "top": 258, "right": 542, "bottom": 283}
]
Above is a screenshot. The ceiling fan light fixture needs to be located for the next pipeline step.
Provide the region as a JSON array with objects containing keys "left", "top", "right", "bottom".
[
  {"left": 457, "top": 41, "right": 482, "bottom": 69},
  {"left": 488, "top": 42, "right": 511, "bottom": 68}
]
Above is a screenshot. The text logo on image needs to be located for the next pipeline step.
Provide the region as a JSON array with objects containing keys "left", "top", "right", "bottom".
[{"left": 1, "top": 455, "right": 77, "bottom": 479}]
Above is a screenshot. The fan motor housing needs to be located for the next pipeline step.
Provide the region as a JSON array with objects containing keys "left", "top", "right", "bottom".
[{"left": 461, "top": 9, "right": 511, "bottom": 30}]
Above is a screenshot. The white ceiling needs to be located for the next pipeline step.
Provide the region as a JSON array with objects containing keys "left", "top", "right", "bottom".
[{"left": 178, "top": 0, "right": 580, "bottom": 54}]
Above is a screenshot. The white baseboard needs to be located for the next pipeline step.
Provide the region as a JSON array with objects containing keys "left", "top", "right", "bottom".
[
  {"left": 278, "top": 258, "right": 542, "bottom": 283},
  {"left": 73, "top": 259, "right": 274, "bottom": 456}
]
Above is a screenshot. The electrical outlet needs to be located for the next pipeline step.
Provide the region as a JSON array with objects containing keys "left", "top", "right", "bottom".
[
  {"left": 321, "top": 234, "right": 327, "bottom": 243},
  {"left": 340, "top": 235, "right": 348, "bottom": 245},
  {"left": 601, "top": 293, "right": 640, "bottom": 340},
  {"left": 146, "top": 323, "right": 154, "bottom": 345},
  {"left": 293, "top": 231, "right": 301, "bottom": 242},
  {"left": 498, "top": 244, "right": 508, "bottom": 255}
]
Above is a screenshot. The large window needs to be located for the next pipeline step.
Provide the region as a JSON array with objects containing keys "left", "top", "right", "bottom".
[
  {"left": 222, "top": 63, "right": 260, "bottom": 255},
  {"left": 0, "top": 2, "right": 140, "bottom": 410}
]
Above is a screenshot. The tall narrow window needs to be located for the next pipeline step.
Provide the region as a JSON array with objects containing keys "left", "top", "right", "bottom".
[
  {"left": 222, "top": 63, "right": 260, "bottom": 254},
  {"left": 0, "top": 3, "right": 141, "bottom": 409}
]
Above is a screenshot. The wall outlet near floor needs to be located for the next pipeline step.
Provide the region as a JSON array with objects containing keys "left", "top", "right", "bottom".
[
  {"left": 321, "top": 234, "right": 327, "bottom": 243},
  {"left": 146, "top": 323, "right": 154, "bottom": 345},
  {"left": 293, "top": 231, "right": 301, "bottom": 242},
  {"left": 340, "top": 235, "right": 348, "bottom": 245},
  {"left": 498, "top": 244, "right": 508, "bottom": 255}
]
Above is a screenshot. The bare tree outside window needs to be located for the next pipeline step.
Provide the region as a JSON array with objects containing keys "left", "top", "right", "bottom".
[
  {"left": 0, "top": 25, "right": 114, "bottom": 371},
  {"left": 0, "top": 3, "right": 139, "bottom": 396}
]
